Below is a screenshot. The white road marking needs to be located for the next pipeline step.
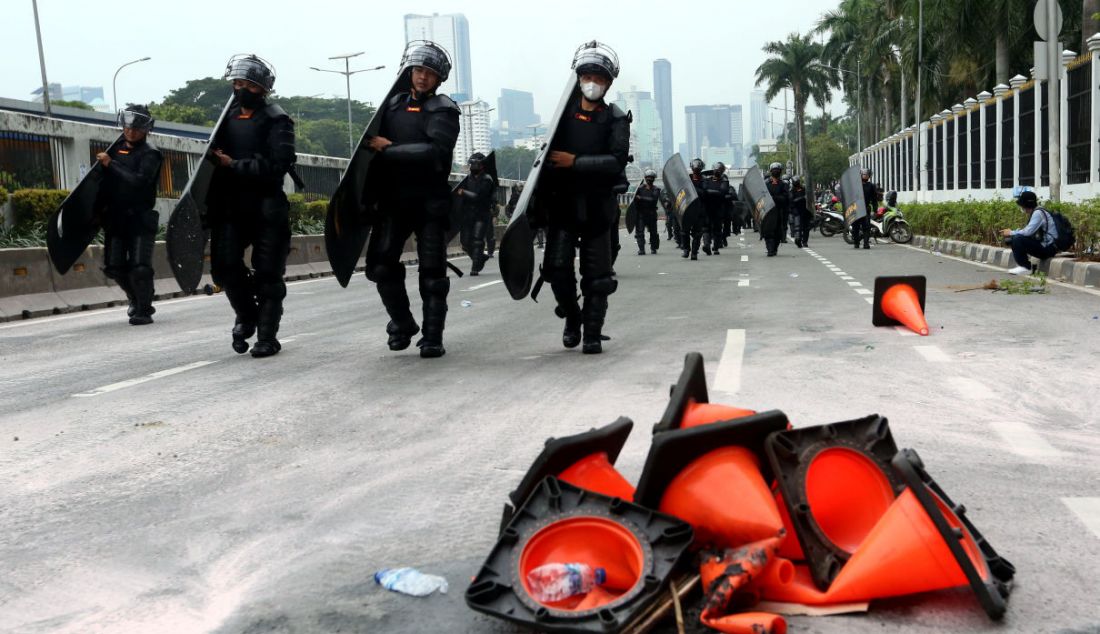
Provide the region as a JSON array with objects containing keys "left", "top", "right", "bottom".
[
  {"left": 894, "top": 326, "right": 918, "bottom": 337},
  {"left": 741, "top": 255, "right": 749, "bottom": 262},
  {"left": 990, "top": 422, "right": 1064, "bottom": 459},
  {"left": 1063, "top": 498, "right": 1100, "bottom": 540},
  {"left": 864, "top": 297, "right": 875, "bottom": 304},
  {"left": 841, "top": 275, "right": 855, "bottom": 280},
  {"left": 464, "top": 280, "right": 503, "bottom": 291},
  {"left": 714, "top": 329, "right": 746, "bottom": 394},
  {"left": 738, "top": 279, "right": 750, "bottom": 287},
  {"left": 855, "top": 288, "right": 873, "bottom": 295},
  {"left": 72, "top": 360, "right": 216, "bottom": 398},
  {"left": 913, "top": 345, "right": 951, "bottom": 362},
  {"left": 948, "top": 376, "right": 993, "bottom": 399},
  {"left": 847, "top": 281, "right": 863, "bottom": 287}
]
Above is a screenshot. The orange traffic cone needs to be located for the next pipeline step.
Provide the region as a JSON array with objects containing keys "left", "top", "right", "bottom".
[
  {"left": 872, "top": 275, "right": 929, "bottom": 336},
  {"left": 635, "top": 411, "right": 790, "bottom": 548},
  {"left": 700, "top": 537, "right": 787, "bottom": 634},
  {"left": 501, "top": 418, "right": 635, "bottom": 532},
  {"left": 654, "top": 353, "right": 756, "bottom": 432},
  {"left": 701, "top": 612, "right": 787, "bottom": 634}
]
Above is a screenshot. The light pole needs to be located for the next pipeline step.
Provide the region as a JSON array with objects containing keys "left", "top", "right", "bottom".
[
  {"left": 819, "top": 61, "right": 861, "bottom": 162},
  {"left": 311, "top": 52, "right": 384, "bottom": 157},
  {"left": 112, "top": 56, "right": 151, "bottom": 113},
  {"left": 31, "top": 0, "right": 51, "bottom": 115}
]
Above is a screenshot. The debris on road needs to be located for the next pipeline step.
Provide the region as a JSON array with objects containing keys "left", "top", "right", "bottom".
[
  {"left": 461, "top": 300, "right": 473, "bottom": 308},
  {"left": 375, "top": 568, "right": 449, "bottom": 597},
  {"left": 467, "top": 353, "right": 1014, "bottom": 632}
]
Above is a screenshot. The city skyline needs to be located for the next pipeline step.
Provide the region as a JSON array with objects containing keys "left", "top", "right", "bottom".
[
  {"left": 653, "top": 59, "right": 673, "bottom": 162},
  {"left": 403, "top": 13, "right": 473, "bottom": 102}
]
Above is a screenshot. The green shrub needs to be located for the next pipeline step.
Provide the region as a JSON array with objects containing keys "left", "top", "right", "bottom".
[
  {"left": 305, "top": 199, "right": 328, "bottom": 222},
  {"left": 905, "top": 197, "right": 1100, "bottom": 259},
  {"left": 289, "top": 197, "right": 327, "bottom": 235},
  {"left": 11, "top": 189, "right": 69, "bottom": 229}
]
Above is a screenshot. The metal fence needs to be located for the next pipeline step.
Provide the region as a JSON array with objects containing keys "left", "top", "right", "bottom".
[
  {"left": 294, "top": 163, "right": 342, "bottom": 202},
  {"left": 1066, "top": 59, "right": 1092, "bottom": 184},
  {"left": 0, "top": 130, "right": 57, "bottom": 190},
  {"left": 88, "top": 139, "right": 195, "bottom": 198}
]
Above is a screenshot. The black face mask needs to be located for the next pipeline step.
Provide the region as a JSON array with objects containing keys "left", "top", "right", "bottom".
[
  {"left": 235, "top": 87, "right": 265, "bottom": 109},
  {"left": 770, "top": 170, "right": 781, "bottom": 178}
]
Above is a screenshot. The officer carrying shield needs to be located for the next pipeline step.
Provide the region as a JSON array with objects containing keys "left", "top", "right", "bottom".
[
  {"left": 852, "top": 167, "right": 877, "bottom": 249},
  {"left": 364, "top": 41, "right": 460, "bottom": 358},
  {"left": 682, "top": 158, "right": 707, "bottom": 260},
  {"left": 456, "top": 151, "right": 496, "bottom": 275},
  {"left": 632, "top": 169, "right": 661, "bottom": 255},
  {"left": 208, "top": 55, "right": 297, "bottom": 357},
  {"left": 98, "top": 104, "right": 163, "bottom": 325},
  {"left": 539, "top": 41, "right": 630, "bottom": 354},
  {"left": 701, "top": 161, "right": 730, "bottom": 256},
  {"left": 763, "top": 162, "right": 789, "bottom": 257}
]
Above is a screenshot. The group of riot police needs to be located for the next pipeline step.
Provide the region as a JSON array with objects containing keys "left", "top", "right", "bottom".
[{"left": 75, "top": 38, "right": 869, "bottom": 362}]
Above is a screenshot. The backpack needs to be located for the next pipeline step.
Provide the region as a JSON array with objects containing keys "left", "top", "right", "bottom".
[{"left": 1040, "top": 208, "right": 1075, "bottom": 251}]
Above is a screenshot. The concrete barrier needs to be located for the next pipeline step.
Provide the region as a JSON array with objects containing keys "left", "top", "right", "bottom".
[
  {"left": 50, "top": 245, "right": 125, "bottom": 310},
  {"left": 912, "top": 233, "right": 1100, "bottom": 290},
  {"left": 0, "top": 248, "right": 70, "bottom": 319}
]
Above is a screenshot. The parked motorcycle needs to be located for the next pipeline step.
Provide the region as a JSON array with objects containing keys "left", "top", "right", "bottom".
[
  {"left": 842, "top": 193, "right": 913, "bottom": 244},
  {"left": 817, "top": 203, "right": 846, "bottom": 237}
]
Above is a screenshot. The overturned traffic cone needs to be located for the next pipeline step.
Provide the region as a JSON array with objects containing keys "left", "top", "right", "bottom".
[
  {"left": 654, "top": 353, "right": 757, "bottom": 433},
  {"left": 467, "top": 477, "right": 695, "bottom": 631},
  {"left": 766, "top": 415, "right": 904, "bottom": 590},
  {"left": 699, "top": 535, "right": 787, "bottom": 634},
  {"left": 500, "top": 418, "right": 636, "bottom": 532},
  {"left": 635, "top": 411, "right": 789, "bottom": 549},
  {"left": 873, "top": 275, "right": 929, "bottom": 336}
]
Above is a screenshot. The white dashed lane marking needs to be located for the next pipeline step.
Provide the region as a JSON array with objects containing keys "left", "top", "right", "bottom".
[
  {"left": 947, "top": 376, "right": 993, "bottom": 398},
  {"left": 738, "top": 279, "right": 750, "bottom": 287},
  {"left": 913, "top": 345, "right": 951, "bottom": 362},
  {"left": 990, "top": 421, "right": 1064, "bottom": 460},
  {"left": 741, "top": 255, "right": 749, "bottom": 262},
  {"left": 1063, "top": 499, "right": 1100, "bottom": 540},
  {"left": 714, "top": 329, "right": 746, "bottom": 394},
  {"left": 72, "top": 361, "right": 217, "bottom": 398},
  {"left": 464, "top": 280, "right": 503, "bottom": 291}
]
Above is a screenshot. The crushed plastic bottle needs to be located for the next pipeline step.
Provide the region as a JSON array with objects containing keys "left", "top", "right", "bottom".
[
  {"left": 374, "top": 567, "right": 449, "bottom": 597},
  {"left": 460, "top": 300, "right": 473, "bottom": 308},
  {"left": 526, "top": 563, "right": 606, "bottom": 603}
]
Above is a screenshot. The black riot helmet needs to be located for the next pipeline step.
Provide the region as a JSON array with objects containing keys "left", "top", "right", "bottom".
[
  {"left": 401, "top": 40, "right": 452, "bottom": 82},
  {"left": 468, "top": 152, "right": 486, "bottom": 171},
  {"left": 644, "top": 168, "right": 657, "bottom": 182},
  {"left": 886, "top": 190, "right": 897, "bottom": 206},
  {"left": 791, "top": 175, "right": 802, "bottom": 188},
  {"left": 117, "top": 103, "right": 154, "bottom": 131},
  {"left": 861, "top": 167, "right": 872, "bottom": 180},
  {"left": 690, "top": 158, "right": 705, "bottom": 173},
  {"left": 224, "top": 54, "right": 276, "bottom": 91},
  {"left": 572, "top": 40, "right": 620, "bottom": 80},
  {"left": 713, "top": 161, "right": 726, "bottom": 175}
]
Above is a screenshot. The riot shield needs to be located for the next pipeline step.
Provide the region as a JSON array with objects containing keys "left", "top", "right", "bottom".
[
  {"left": 839, "top": 165, "right": 868, "bottom": 228},
  {"left": 661, "top": 153, "right": 702, "bottom": 229},
  {"left": 624, "top": 199, "right": 638, "bottom": 234},
  {"left": 742, "top": 168, "right": 776, "bottom": 228},
  {"left": 446, "top": 151, "right": 498, "bottom": 246},
  {"left": 46, "top": 136, "right": 124, "bottom": 274},
  {"left": 166, "top": 97, "right": 233, "bottom": 293},
  {"left": 325, "top": 72, "right": 411, "bottom": 287},
  {"left": 498, "top": 76, "right": 578, "bottom": 300}
]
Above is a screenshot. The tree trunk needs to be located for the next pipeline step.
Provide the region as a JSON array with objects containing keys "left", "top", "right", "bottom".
[
  {"left": 995, "top": 34, "right": 1009, "bottom": 86},
  {"left": 1084, "top": 0, "right": 1100, "bottom": 51}
]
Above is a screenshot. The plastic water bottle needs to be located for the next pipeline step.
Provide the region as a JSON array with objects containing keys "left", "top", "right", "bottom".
[
  {"left": 374, "top": 567, "right": 449, "bottom": 597},
  {"left": 526, "top": 563, "right": 606, "bottom": 603}
]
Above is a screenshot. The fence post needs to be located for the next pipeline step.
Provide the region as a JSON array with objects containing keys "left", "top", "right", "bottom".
[
  {"left": 1010, "top": 74, "right": 1027, "bottom": 189},
  {"left": 1061, "top": 50, "right": 1076, "bottom": 189},
  {"left": 940, "top": 110, "right": 951, "bottom": 191},
  {"left": 1088, "top": 35, "right": 1100, "bottom": 188},
  {"left": 1032, "top": 66, "right": 1043, "bottom": 192},
  {"left": 964, "top": 97, "right": 978, "bottom": 191},
  {"left": 951, "top": 104, "right": 965, "bottom": 189},
  {"left": 977, "top": 92, "right": 992, "bottom": 191},
  {"left": 929, "top": 115, "right": 941, "bottom": 193},
  {"left": 993, "top": 84, "right": 1009, "bottom": 190}
]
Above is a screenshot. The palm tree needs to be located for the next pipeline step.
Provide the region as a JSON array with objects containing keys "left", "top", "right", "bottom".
[{"left": 755, "top": 32, "right": 833, "bottom": 190}]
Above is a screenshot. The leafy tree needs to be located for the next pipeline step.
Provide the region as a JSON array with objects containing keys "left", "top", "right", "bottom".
[
  {"left": 297, "top": 119, "right": 359, "bottom": 158},
  {"left": 149, "top": 102, "right": 211, "bottom": 126},
  {"left": 54, "top": 100, "right": 93, "bottom": 111},
  {"left": 159, "top": 77, "right": 232, "bottom": 122},
  {"left": 495, "top": 146, "right": 537, "bottom": 180},
  {"left": 806, "top": 134, "right": 850, "bottom": 184}
]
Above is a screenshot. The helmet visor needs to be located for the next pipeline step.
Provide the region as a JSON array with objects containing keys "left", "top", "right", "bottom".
[{"left": 118, "top": 110, "right": 154, "bottom": 131}]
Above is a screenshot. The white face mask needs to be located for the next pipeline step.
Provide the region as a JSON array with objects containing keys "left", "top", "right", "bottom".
[{"left": 579, "top": 81, "right": 607, "bottom": 101}]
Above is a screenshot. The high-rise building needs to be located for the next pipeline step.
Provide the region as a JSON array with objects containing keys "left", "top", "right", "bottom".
[
  {"left": 653, "top": 59, "right": 673, "bottom": 162},
  {"left": 684, "top": 104, "right": 743, "bottom": 165},
  {"left": 613, "top": 88, "right": 663, "bottom": 169},
  {"left": 455, "top": 99, "right": 493, "bottom": 164},
  {"left": 404, "top": 13, "right": 473, "bottom": 101},
  {"left": 729, "top": 105, "right": 744, "bottom": 167},
  {"left": 749, "top": 90, "right": 767, "bottom": 146},
  {"left": 496, "top": 88, "right": 540, "bottom": 147}
]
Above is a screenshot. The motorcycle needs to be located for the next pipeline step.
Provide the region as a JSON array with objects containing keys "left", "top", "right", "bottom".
[
  {"left": 817, "top": 205, "right": 846, "bottom": 237},
  {"left": 842, "top": 205, "right": 913, "bottom": 244}
]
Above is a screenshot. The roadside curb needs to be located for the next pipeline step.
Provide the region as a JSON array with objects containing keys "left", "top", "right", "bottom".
[{"left": 912, "top": 235, "right": 1100, "bottom": 290}]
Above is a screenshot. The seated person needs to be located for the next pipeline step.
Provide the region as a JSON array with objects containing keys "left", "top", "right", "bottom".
[{"left": 1000, "top": 190, "right": 1057, "bottom": 275}]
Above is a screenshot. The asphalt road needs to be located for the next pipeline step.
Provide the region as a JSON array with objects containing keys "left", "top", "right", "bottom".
[{"left": 1, "top": 229, "right": 1098, "bottom": 634}]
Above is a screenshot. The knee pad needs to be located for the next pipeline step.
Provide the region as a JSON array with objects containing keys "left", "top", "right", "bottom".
[
  {"left": 254, "top": 273, "right": 287, "bottom": 301},
  {"left": 581, "top": 275, "right": 618, "bottom": 297},
  {"left": 366, "top": 262, "right": 405, "bottom": 284},
  {"left": 211, "top": 263, "right": 249, "bottom": 288},
  {"left": 129, "top": 264, "right": 154, "bottom": 283},
  {"left": 419, "top": 275, "right": 450, "bottom": 296}
]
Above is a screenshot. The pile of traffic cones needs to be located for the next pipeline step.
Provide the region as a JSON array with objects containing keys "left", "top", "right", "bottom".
[{"left": 466, "top": 353, "right": 1014, "bottom": 633}]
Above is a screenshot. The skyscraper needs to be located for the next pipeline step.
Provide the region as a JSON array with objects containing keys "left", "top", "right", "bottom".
[
  {"left": 613, "top": 89, "right": 663, "bottom": 169},
  {"left": 455, "top": 100, "right": 493, "bottom": 163},
  {"left": 749, "top": 90, "right": 767, "bottom": 145},
  {"left": 729, "top": 105, "right": 744, "bottom": 167},
  {"left": 496, "top": 88, "right": 540, "bottom": 147},
  {"left": 653, "top": 59, "right": 673, "bottom": 162},
  {"left": 404, "top": 13, "right": 473, "bottom": 101},
  {"left": 685, "top": 104, "right": 741, "bottom": 162}
]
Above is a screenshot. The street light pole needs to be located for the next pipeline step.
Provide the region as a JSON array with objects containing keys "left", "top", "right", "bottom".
[
  {"left": 112, "top": 56, "right": 152, "bottom": 113},
  {"left": 311, "top": 52, "right": 385, "bottom": 157},
  {"left": 31, "top": 0, "right": 51, "bottom": 116}
]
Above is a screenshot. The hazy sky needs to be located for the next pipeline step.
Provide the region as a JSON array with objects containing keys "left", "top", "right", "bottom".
[{"left": 2, "top": 0, "right": 845, "bottom": 148}]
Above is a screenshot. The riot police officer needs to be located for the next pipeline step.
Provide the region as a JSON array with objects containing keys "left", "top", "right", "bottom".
[
  {"left": 632, "top": 169, "right": 661, "bottom": 255},
  {"left": 790, "top": 176, "right": 811, "bottom": 248},
  {"left": 98, "top": 104, "right": 163, "bottom": 325},
  {"left": 208, "top": 55, "right": 296, "bottom": 357},
  {"left": 701, "top": 161, "right": 730, "bottom": 256},
  {"left": 682, "top": 158, "right": 707, "bottom": 260},
  {"left": 456, "top": 151, "right": 496, "bottom": 275},
  {"left": 763, "top": 162, "right": 788, "bottom": 257},
  {"left": 852, "top": 167, "right": 878, "bottom": 249},
  {"left": 365, "top": 41, "right": 460, "bottom": 358},
  {"left": 663, "top": 188, "right": 681, "bottom": 247},
  {"left": 540, "top": 41, "right": 630, "bottom": 354}
]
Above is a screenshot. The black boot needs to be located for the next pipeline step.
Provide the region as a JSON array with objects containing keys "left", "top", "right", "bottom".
[
  {"left": 417, "top": 277, "right": 449, "bottom": 358},
  {"left": 128, "top": 267, "right": 156, "bottom": 325},
  {"left": 224, "top": 279, "right": 259, "bottom": 354},
  {"left": 581, "top": 294, "right": 609, "bottom": 354},
  {"left": 552, "top": 282, "right": 582, "bottom": 349},
  {"left": 681, "top": 248, "right": 689, "bottom": 259},
  {"left": 251, "top": 299, "right": 283, "bottom": 358},
  {"left": 378, "top": 281, "right": 419, "bottom": 351},
  {"left": 232, "top": 319, "right": 255, "bottom": 354}
]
